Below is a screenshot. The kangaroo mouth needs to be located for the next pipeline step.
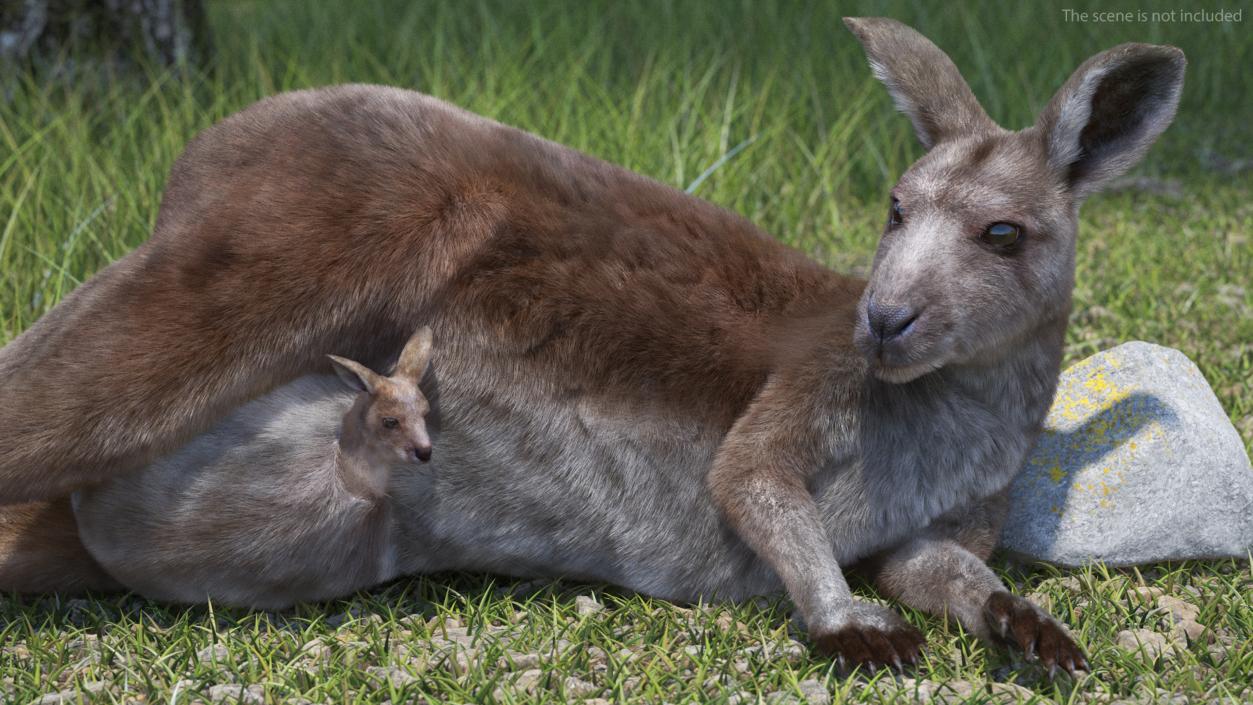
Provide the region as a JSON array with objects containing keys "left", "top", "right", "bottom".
[
  {"left": 869, "top": 357, "right": 944, "bottom": 384},
  {"left": 854, "top": 303, "right": 952, "bottom": 384}
]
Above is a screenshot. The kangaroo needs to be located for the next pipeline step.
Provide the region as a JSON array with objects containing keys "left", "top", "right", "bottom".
[
  {"left": 0, "top": 18, "right": 1183, "bottom": 674},
  {"left": 70, "top": 328, "right": 435, "bottom": 609}
]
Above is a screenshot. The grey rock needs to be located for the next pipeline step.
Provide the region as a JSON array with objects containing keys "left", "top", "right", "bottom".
[
  {"left": 1001, "top": 342, "right": 1253, "bottom": 565},
  {"left": 1156, "top": 595, "right": 1200, "bottom": 624},
  {"left": 206, "top": 684, "right": 264, "bottom": 705},
  {"left": 196, "top": 643, "right": 231, "bottom": 664},
  {"left": 29, "top": 682, "right": 107, "bottom": 705},
  {"left": 575, "top": 595, "right": 603, "bottom": 615},
  {"left": 366, "top": 666, "right": 418, "bottom": 688},
  {"left": 513, "top": 669, "right": 545, "bottom": 695},
  {"left": 498, "top": 651, "right": 542, "bottom": 671},
  {"left": 796, "top": 679, "right": 831, "bottom": 705},
  {"left": 1115, "top": 628, "right": 1173, "bottom": 660},
  {"left": 561, "top": 676, "right": 599, "bottom": 698}
]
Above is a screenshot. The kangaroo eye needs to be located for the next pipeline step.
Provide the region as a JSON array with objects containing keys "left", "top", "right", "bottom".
[
  {"left": 982, "top": 222, "right": 1021, "bottom": 247},
  {"left": 381, "top": 417, "right": 399, "bottom": 429},
  {"left": 888, "top": 198, "right": 904, "bottom": 227}
]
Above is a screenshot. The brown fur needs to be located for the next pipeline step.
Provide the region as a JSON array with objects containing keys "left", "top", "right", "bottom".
[
  {"left": 0, "top": 86, "right": 839, "bottom": 502},
  {"left": 0, "top": 499, "right": 120, "bottom": 593}
]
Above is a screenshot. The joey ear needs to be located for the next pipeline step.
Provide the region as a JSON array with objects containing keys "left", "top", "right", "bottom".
[
  {"left": 844, "top": 17, "right": 998, "bottom": 149},
  {"left": 395, "top": 326, "right": 433, "bottom": 381},
  {"left": 1037, "top": 43, "right": 1185, "bottom": 199},
  {"left": 328, "top": 355, "right": 380, "bottom": 394}
]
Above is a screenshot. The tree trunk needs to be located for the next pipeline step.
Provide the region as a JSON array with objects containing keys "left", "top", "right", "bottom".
[{"left": 1, "top": 0, "right": 210, "bottom": 71}]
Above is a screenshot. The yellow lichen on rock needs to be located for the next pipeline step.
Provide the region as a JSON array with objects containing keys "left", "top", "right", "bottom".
[{"left": 1026, "top": 351, "right": 1159, "bottom": 512}]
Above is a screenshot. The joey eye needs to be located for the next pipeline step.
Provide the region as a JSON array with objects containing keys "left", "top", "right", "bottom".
[
  {"left": 888, "top": 198, "right": 904, "bottom": 227},
  {"left": 381, "top": 417, "right": 399, "bottom": 429},
  {"left": 981, "top": 222, "right": 1021, "bottom": 247}
]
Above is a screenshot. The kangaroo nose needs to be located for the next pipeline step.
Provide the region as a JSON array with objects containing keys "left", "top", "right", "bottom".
[
  {"left": 866, "top": 297, "right": 919, "bottom": 342},
  {"left": 414, "top": 445, "right": 432, "bottom": 462}
]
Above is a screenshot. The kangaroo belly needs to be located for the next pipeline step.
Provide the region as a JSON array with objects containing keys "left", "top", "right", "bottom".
[
  {"left": 73, "top": 376, "right": 394, "bottom": 608},
  {"left": 388, "top": 370, "right": 782, "bottom": 602}
]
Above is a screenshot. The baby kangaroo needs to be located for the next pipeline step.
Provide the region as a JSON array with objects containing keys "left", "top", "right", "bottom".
[{"left": 72, "top": 327, "right": 435, "bottom": 609}]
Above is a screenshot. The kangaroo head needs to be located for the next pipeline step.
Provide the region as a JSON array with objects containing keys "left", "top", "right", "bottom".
[
  {"left": 844, "top": 17, "right": 1185, "bottom": 383},
  {"left": 329, "top": 326, "right": 435, "bottom": 463}
]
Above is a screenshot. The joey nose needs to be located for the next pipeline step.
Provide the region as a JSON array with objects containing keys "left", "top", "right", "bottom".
[
  {"left": 414, "top": 445, "right": 432, "bottom": 462},
  {"left": 866, "top": 298, "right": 919, "bottom": 342}
]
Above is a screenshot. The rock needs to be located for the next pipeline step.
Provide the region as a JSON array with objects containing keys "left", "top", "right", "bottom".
[
  {"left": 883, "top": 677, "right": 971, "bottom": 704},
  {"left": 1115, "top": 629, "right": 1173, "bottom": 660},
  {"left": 881, "top": 679, "right": 1032, "bottom": 705},
  {"left": 1207, "top": 641, "right": 1234, "bottom": 664},
  {"left": 499, "top": 651, "right": 542, "bottom": 671},
  {"left": 296, "top": 639, "right": 331, "bottom": 665},
  {"left": 196, "top": 643, "right": 231, "bottom": 664},
  {"left": 1126, "top": 586, "right": 1164, "bottom": 607},
  {"left": 614, "top": 647, "right": 637, "bottom": 663},
  {"left": 796, "top": 679, "right": 831, "bottom": 705},
  {"left": 29, "top": 682, "right": 107, "bottom": 705},
  {"left": 441, "top": 647, "right": 481, "bottom": 676},
  {"left": 931, "top": 681, "right": 977, "bottom": 703},
  {"left": 989, "top": 682, "right": 1037, "bottom": 701},
  {"left": 367, "top": 666, "right": 418, "bottom": 688},
  {"left": 206, "top": 684, "right": 264, "bottom": 704},
  {"left": 1170, "top": 618, "right": 1208, "bottom": 644},
  {"left": 513, "top": 669, "right": 544, "bottom": 695},
  {"left": 739, "top": 640, "right": 807, "bottom": 665},
  {"left": 561, "top": 676, "right": 599, "bottom": 698},
  {"left": 575, "top": 595, "right": 604, "bottom": 616},
  {"left": 1001, "top": 342, "right": 1253, "bottom": 566},
  {"left": 1156, "top": 595, "right": 1201, "bottom": 624}
]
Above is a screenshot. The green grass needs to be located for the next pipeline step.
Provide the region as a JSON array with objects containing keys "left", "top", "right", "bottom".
[{"left": 1, "top": 1, "right": 1250, "bottom": 703}]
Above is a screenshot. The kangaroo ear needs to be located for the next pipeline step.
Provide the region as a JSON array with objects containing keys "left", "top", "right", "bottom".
[
  {"left": 844, "top": 17, "right": 998, "bottom": 149},
  {"left": 395, "top": 326, "right": 433, "bottom": 380},
  {"left": 328, "top": 355, "right": 380, "bottom": 394},
  {"left": 1037, "top": 43, "right": 1185, "bottom": 199}
]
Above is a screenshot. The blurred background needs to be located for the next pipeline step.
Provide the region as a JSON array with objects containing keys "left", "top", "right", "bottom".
[{"left": 1, "top": 0, "right": 1249, "bottom": 431}]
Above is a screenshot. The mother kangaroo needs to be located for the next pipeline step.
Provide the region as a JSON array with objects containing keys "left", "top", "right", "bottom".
[{"left": 0, "top": 19, "right": 1183, "bottom": 673}]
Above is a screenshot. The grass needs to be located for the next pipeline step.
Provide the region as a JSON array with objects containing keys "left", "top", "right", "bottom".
[{"left": 0, "top": 0, "right": 1250, "bottom": 702}]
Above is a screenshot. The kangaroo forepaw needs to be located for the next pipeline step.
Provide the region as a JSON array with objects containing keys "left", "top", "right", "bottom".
[
  {"left": 983, "top": 591, "right": 1088, "bottom": 677},
  {"left": 812, "top": 603, "right": 925, "bottom": 674}
]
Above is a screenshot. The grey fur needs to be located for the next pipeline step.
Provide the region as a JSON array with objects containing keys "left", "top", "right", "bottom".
[{"left": 72, "top": 329, "right": 435, "bottom": 609}]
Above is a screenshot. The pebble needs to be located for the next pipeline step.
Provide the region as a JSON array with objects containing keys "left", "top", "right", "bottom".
[
  {"left": 765, "top": 691, "right": 802, "bottom": 705},
  {"left": 575, "top": 595, "right": 604, "bottom": 616},
  {"left": 796, "top": 678, "right": 832, "bottom": 705},
  {"left": 1157, "top": 595, "right": 1201, "bottom": 623},
  {"left": 366, "top": 666, "right": 418, "bottom": 688},
  {"left": 29, "top": 682, "right": 108, "bottom": 705},
  {"left": 562, "top": 676, "right": 599, "bottom": 698},
  {"left": 195, "top": 643, "right": 231, "bottom": 665},
  {"left": 499, "top": 651, "right": 542, "bottom": 671},
  {"left": 1126, "top": 586, "right": 1165, "bottom": 607},
  {"left": 1115, "top": 628, "right": 1173, "bottom": 660},
  {"left": 206, "top": 684, "right": 264, "bottom": 705},
  {"left": 513, "top": 669, "right": 545, "bottom": 695}
]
